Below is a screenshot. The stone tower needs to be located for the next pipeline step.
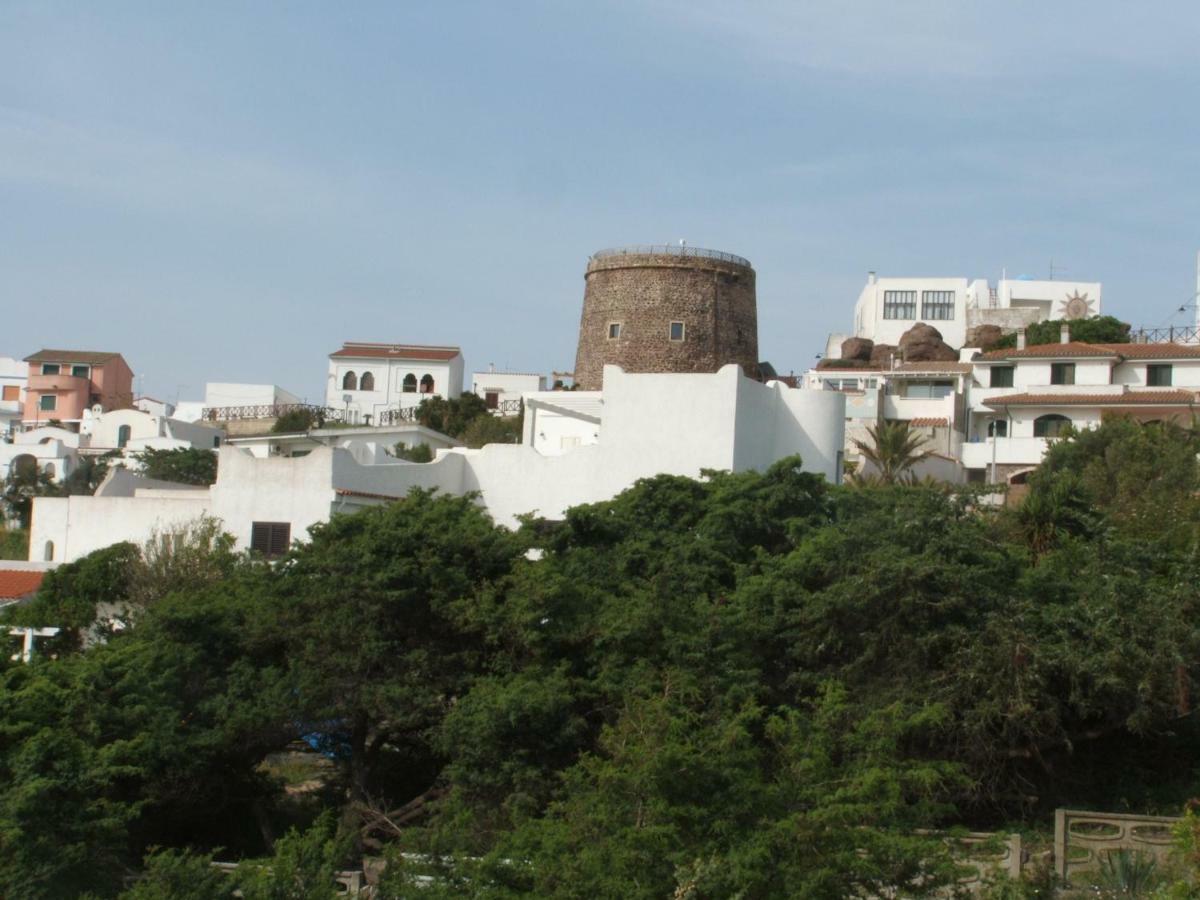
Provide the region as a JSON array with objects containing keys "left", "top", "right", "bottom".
[{"left": 573, "top": 245, "right": 759, "bottom": 390}]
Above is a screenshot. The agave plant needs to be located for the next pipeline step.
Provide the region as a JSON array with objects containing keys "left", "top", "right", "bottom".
[{"left": 1094, "top": 849, "right": 1163, "bottom": 897}]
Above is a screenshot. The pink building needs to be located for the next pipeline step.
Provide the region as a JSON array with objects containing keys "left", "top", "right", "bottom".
[{"left": 22, "top": 350, "right": 134, "bottom": 429}]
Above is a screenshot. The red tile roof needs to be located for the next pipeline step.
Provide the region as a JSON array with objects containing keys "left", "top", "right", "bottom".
[
  {"left": 908, "top": 417, "right": 950, "bottom": 427},
  {"left": 330, "top": 343, "right": 461, "bottom": 361},
  {"left": 0, "top": 570, "right": 44, "bottom": 600},
  {"left": 24, "top": 349, "right": 124, "bottom": 364},
  {"left": 984, "top": 390, "right": 1199, "bottom": 408},
  {"left": 977, "top": 342, "right": 1200, "bottom": 362}
]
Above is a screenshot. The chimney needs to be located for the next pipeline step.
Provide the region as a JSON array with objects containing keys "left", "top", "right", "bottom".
[
  {"left": 867, "top": 271, "right": 876, "bottom": 285},
  {"left": 1060, "top": 322, "right": 1071, "bottom": 344},
  {"left": 1017, "top": 328, "right": 1026, "bottom": 350}
]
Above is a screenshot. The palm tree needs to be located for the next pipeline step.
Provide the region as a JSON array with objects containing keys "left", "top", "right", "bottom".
[{"left": 851, "top": 420, "right": 932, "bottom": 485}]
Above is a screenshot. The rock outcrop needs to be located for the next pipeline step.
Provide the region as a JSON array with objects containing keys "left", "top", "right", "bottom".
[
  {"left": 897, "top": 323, "right": 957, "bottom": 362},
  {"left": 840, "top": 337, "right": 874, "bottom": 362},
  {"left": 964, "top": 324, "right": 1005, "bottom": 351}
]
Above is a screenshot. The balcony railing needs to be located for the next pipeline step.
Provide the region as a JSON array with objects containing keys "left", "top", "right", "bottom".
[
  {"left": 590, "top": 245, "right": 752, "bottom": 268},
  {"left": 201, "top": 403, "right": 343, "bottom": 423},
  {"left": 1131, "top": 325, "right": 1200, "bottom": 344},
  {"left": 377, "top": 407, "right": 419, "bottom": 426}
]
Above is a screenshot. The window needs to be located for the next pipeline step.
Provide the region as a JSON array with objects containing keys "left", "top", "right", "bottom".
[
  {"left": 485, "top": 391, "right": 499, "bottom": 410},
  {"left": 990, "top": 366, "right": 1014, "bottom": 388},
  {"left": 43, "top": 540, "right": 54, "bottom": 562},
  {"left": 900, "top": 380, "right": 954, "bottom": 399},
  {"left": 1147, "top": 364, "right": 1173, "bottom": 387},
  {"left": 420, "top": 374, "right": 435, "bottom": 394},
  {"left": 669, "top": 321, "right": 685, "bottom": 341},
  {"left": 1033, "top": 414, "right": 1072, "bottom": 438},
  {"left": 921, "top": 290, "right": 955, "bottom": 320},
  {"left": 250, "top": 521, "right": 291, "bottom": 559},
  {"left": 1, "top": 385, "right": 18, "bottom": 401},
  {"left": 402, "top": 373, "right": 417, "bottom": 393},
  {"left": 117, "top": 424, "right": 131, "bottom": 449},
  {"left": 342, "top": 371, "right": 357, "bottom": 391},
  {"left": 1050, "top": 363, "right": 1075, "bottom": 385},
  {"left": 41, "top": 364, "right": 60, "bottom": 375},
  {"left": 987, "top": 419, "right": 1008, "bottom": 437},
  {"left": 39, "top": 395, "right": 56, "bottom": 412},
  {"left": 359, "top": 372, "right": 374, "bottom": 391},
  {"left": 608, "top": 322, "right": 621, "bottom": 339},
  {"left": 882, "top": 290, "right": 917, "bottom": 319},
  {"left": 71, "top": 365, "right": 89, "bottom": 378}
]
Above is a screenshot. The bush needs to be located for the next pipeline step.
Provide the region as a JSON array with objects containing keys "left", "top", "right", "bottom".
[{"left": 0, "top": 528, "right": 28, "bottom": 560}]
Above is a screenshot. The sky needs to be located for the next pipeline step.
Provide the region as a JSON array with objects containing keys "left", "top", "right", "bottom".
[{"left": 2, "top": 1, "right": 1199, "bottom": 403}]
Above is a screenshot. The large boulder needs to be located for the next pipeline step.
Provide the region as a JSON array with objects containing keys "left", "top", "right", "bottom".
[
  {"left": 964, "top": 324, "right": 1004, "bottom": 351},
  {"left": 898, "top": 323, "right": 958, "bottom": 362},
  {"left": 869, "top": 343, "right": 898, "bottom": 367},
  {"left": 817, "top": 358, "right": 872, "bottom": 370},
  {"left": 840, "top": 337, "right": 874, "bottom": 362}
]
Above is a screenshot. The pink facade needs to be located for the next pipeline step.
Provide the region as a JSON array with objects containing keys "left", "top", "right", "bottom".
[{"left": 22, "top": 351, "right": 134, "bottom": 427}]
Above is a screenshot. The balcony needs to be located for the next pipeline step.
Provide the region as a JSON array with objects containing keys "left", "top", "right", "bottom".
[
  {"left": 882, "top": 394, "right": 955, "bottom": 423},
  {"left": 28, "top": 373, "right": 89, "bottom": 393},
  {"left": 960, "top": 437, "right": 1050, "bottom": 469}
]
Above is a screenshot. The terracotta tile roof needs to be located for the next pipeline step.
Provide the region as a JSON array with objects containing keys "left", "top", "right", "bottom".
[
  {"left": 894, "top": 362, "right": 972, "bottom": 374},
  {"left": 24, "top": 349, "right": 123, "bottom": 365},
  {"left": 976, "top": 341, "right": 1123, "bottom": 361},
  {"left": 908, "top": 417, "right": 949, "bottom": 427},
  {"left": 0, "top": 570, "right": 44, "bottom": 600},
  {"left": 330, "top": 343, "right": 461, "bottom": 361},
  {"left": 976, "top": 342, "right": 1200, "bottom": 363},
  {"left": 984, "top": 390, "right": 1199, "bottom": 408},
  {"left": 334, "top": 488, "right": 405, "bottom": 501}
]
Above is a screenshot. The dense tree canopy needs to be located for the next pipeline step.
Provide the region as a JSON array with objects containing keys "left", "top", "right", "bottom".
[
  {"left": 990, "top": 315, "right": 1131, "bottom": 349},
  {"left": 0, "top": 418, "right": 1198, "bottom": 897},
  {"left": 133, "top": 447, "right": 218, "bottom": 485}
]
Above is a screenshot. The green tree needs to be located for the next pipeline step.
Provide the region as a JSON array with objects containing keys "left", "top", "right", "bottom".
[
  {"left": 990, "top": 315, "right": 1131, "bottom": 349},
  {"left": 460, "top": 412, "right": 522, "bottom": 448},
  {"left": 391, "top": 442, "right": 434, "bottom": 463},
  {"left": 269, "top": 490, "right": 523, "bottom": 835},
  {"left": 134, "top": 448, "right": 219, "bottom": 485},
  {"left": 851, "top": 420, "right": 932, "bottom": 485},
  {"left": 415, "top": 393, "right": 490, "bottom": 438},
  {"left": 271, "top": 408, "right": 324, "bottom": 434}
]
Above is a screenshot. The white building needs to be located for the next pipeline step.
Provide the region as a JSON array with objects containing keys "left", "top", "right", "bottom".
[
  {"left": 961, "top": 330, "right": 1200, "bottom": 486},
  {"left": 326, "top": 343, "right": 464, "bottom": 425},
  {"left": 826, "top": 272, "right": 1103, "bottom": 357},
  {"left": 470, "top": 369, "right": 545, "bottom": 415},
  {"left": 173, "top": 383, "right": 304, "bottom": 424},
  {"left": 0, "top": 408, "right": 224, "bottom": 484},
  {"left": 31, "top": 365, "right": 845, "bottom": 562},
  {"left": 0, "top": 357, "right": 27, "bottom": 441},
  {"left": 223, "top": 423, "right": 460, "bottom": 460}
]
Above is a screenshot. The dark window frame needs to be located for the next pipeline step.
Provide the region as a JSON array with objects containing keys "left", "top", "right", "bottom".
[
  {"left": 1050, "top": 362, "right": 1076, "bottom": 386},
  {"left": 1147, "top": 363, "right": 1173, "bottom": 387},
  {"left": 1033, "top": 414, "right": 1072, "bottom": 438},
  {"left": 920, "top": 290, "right": 955, "bottom": 321},
  {"left": 39, "top": 394, "right": 56, "bottom": 412},
  {"left": 250, "top": 521, "right": 291, "bottom": 559},
  {"left": 402, "top": 374, "right": 418, "bottom": 393},
  {"left": 669, "top": 321, "right": 685, "bottom": 341},
  {"left": 882, "top": 290, "right": 917, "bottom": 320},
  {"left": 990, "top": 366, "right": 1015, "bottom": 388},
  {"left": 41, "top": 363, "right": 60, "bottom": 376}
]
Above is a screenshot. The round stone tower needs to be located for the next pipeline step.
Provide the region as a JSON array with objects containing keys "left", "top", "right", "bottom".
[{"left": 573, "top": 245, "right": 759, "bottom": 390}]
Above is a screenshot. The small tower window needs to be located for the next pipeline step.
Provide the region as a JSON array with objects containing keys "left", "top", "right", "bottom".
[
  {"left": 117, "top": 424, "right": 132, "bottom": 449},
  {"left": 669, "top": 322, "right": 685, "bottom": 342},
  {"left": 342, "top": 371, "right": 358, "bottom": 391},
  {"left": 403, "top": 374, "right": 417, "bottom": 393},
  {"left": 608, "top": 323, "right": 621, "bottom": 339},
  {"left": 360, "top": 372, "right": 375, "bottom": 391}
]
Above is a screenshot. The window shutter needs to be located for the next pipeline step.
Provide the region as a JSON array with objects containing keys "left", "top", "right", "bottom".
[{"left": 251, "top": 521, "right": 291, "bottom": 558}]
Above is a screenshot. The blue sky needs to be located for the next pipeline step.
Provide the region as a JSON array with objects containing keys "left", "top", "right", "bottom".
[{"left": 2, "top": 1, "right": 1198, "bottom": 403}]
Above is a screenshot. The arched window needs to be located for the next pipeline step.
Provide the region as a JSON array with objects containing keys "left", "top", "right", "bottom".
[
  {"left": 117, "top": 424, "right": 132, "bottom": 449},
  {"left": 342, "top": 371, "right": 358, "bottom": 391},
  {"left": 1033, "top": 414, "right": 1072, "bottom": 438},
  {"left": 360, "top": 372, "right": 375, "bottom": 391},
  {"left": 11, "top": 454, "right": 36, "bottom": 480},
  {"left": 420, "top": 374, "right": 435, "bottom": 394},
  {"left": 43, "top": 540, "right": 54, "bottom": 561},
  {"left": 402, "top": 374, "right": 417, "bottom": 393}
]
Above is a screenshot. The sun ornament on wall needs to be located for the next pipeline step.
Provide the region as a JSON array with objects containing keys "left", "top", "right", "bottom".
[{"left": 1059, "top": 291, "right": 1094, "bottom": 320}]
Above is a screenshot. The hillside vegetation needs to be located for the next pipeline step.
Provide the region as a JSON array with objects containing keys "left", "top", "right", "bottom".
[{"left": 2, "top": 417, "right": 1199, "bottom": 898}]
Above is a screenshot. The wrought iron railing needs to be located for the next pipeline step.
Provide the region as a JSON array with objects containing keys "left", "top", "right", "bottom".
[
  {"left": 497, "top": 399, "right": 523, "bottom": 416},
  {"left": 377, "top": 406, "right": 420, "bottom": 426},
  {"left": 590, "top": 245, "right": 751, "bottom": 268},
  {"left": 1131, "top": 325, "right": 1200, "bottom": 344},
  {"left": 200, "top": 403, "right": 342, "bottom": 422}
]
